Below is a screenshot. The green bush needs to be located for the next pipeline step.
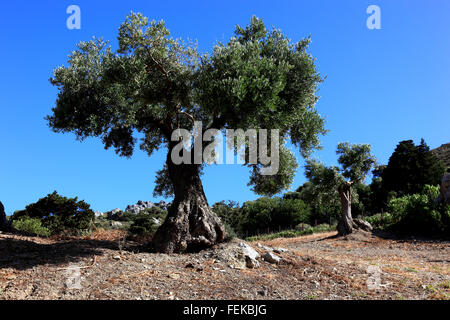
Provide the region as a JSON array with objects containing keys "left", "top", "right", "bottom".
[
  {"left": 128, "top": 207, "right": 168, "bottom": 236},
  {"left": 240, "top": 197, "right": 311, "bottom": 235},
  {"left": 295, "top": 223, "right": 312, "bottom": 231},
  {"left": 11, "top": 191, "right": 95, "bottom": 236},
  {"left": 387, "top": 185, "right": 449, "bottom": 235},
  {"left": 364, "top": 213, "right": 394, "bottom": 229},
  {"left": 12, "top": 217, "right": 51, "bottom": 237}
]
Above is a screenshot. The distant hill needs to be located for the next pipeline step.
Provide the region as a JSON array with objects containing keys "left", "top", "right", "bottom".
[{"left": 432, "top": 143, "right": 450, "bottom": 169}]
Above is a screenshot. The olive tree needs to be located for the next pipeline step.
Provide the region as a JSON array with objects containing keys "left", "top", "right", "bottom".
[
  {"left": 47, "top": 13, "right": 326, "bottom": 252},
  {"left": 305, "top": 143, "right": 376, "bottom": 235}
]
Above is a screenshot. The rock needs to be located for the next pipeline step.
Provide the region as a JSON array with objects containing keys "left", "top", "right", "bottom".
[
  {"left": 152, "top": 217, "right": 161, "bottom": 226},
  {"left": 113, "top": 255, "right": 121, "bottom": 260},
  {"left": 353, "top": 219, "right": 373, "bottom": 232},
  {"left": 168, "top": 273, "right": 180, "bottom": 280},
  {"left": 94, "top": 211, "right": 103, "bottom": 217},
  {"left": 263, "top": 252, "right": 281, "bottom": 264},
  {"left": 435, "top": 173, "right": 450, "bottom": 205},
  {"left": 258, "top": 286, "right": 268, "bottom": 296},
  {"left": 106, "top": 208, "right": 123, "bottom": 220},
  {"left": 238, "top": 242, "right": 260, "bottom": 260},
  {"left": 157, "top": 200, "right": 170, "bottom": 210},
  {"left": 126, "top": 201, "right": 155, "bottom": 214},
  {"left": 257, "top": 242, "right": 274, "bottom": 251},
  {"left": 245, "top": 257, "right": 260, "bottom": 269},
  {"left": 273, "top": 247, "right": 289, "bottom": 254},
  {"left": 110, "top": 221, "right": 123, "bottom": 228}
]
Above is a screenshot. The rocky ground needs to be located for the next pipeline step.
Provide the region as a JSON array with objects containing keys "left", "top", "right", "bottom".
[{"left": 0, "top": 229, "right": 448, "bottom": 300}]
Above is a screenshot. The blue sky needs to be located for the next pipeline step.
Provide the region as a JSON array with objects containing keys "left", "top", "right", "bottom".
[{"left": 1, "top": 0, "right": 449, "bottom": 214}]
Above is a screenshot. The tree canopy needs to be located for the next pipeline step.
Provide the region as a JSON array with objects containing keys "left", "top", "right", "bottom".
[
  {"left": 382, "top": 139, "right": 445, "bottom": 197},
  {"left": 47, "top": 13, "right": 327, "bottom": 197}
]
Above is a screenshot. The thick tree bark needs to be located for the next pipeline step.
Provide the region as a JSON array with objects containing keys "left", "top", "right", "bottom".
[
  {"left": 152, "top": 149, "right": 226, "bottom": 253},
  {"left": 337, "top": 182, "right": 354, "bottom": 235},
  {"left": 337, "top": 182, "right": 372, "bottom": 236}
]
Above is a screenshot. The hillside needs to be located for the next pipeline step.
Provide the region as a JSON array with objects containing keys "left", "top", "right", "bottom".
[{"left": 432, "top": 143, "right": 450, "bottom": 169}]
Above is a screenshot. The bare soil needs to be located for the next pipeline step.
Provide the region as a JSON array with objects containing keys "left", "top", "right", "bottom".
[{"left": 0, "top": 229, "right": 448, "bottom": 300}]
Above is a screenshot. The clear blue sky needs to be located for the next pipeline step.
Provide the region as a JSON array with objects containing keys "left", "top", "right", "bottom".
[{"left": 1, "top": 0, "right": 449, "bottom": 214}]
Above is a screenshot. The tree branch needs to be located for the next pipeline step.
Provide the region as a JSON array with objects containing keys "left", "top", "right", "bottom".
[
  {"left": 144, "top": 47, "right": 171, "bottom": 91},
  {"left": 177, "top": 111, "right": 195, "bottom": 123}
]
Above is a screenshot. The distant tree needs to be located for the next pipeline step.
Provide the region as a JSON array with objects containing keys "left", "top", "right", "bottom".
[
  {"left": 295, "top": 181, "right": 341, "bottom": 224},
  {"left": 240, "top": 197, "right": 311, "bottom": 235},
  {"left": 46, "top": 13, "right": 326, "bottom": 252},
  {"left": 382, "top": 139, "right": 445, "bottom": 197},
  {"left": 11, "top": 191, "right": 95, "bottom": 235},
  {"left": 0, "top": 201, "right": 9, "bottom": 231},
  {"left": 305, "top": 143, "right": 377, "bottom": 235}
]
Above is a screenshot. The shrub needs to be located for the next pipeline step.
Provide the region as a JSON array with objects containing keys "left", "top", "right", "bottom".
[
  {"left": 12, "top": 217, "right": 51, "bottom": 237},
  {"left": 364, "top": 213, "right": 394, "bottom": 229},
  {"left": 240, "top": 197, "right": 311, "bottom": 235},
  {"left": 295, "top": 223, "right": 312, "bottom": 231},
  {"left": 11, "top": 191, "right": 95, "bottom": 236},
  {"left": 387, "top": 185, "right": 448, "bottom": 235},
  {"left": 128, "top": 207, "right": 167, "bottom": 236},
  {"left": 212, "top": 200, "right": 242, "bottom": 237}
]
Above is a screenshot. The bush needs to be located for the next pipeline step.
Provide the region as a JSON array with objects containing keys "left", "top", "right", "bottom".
[
  {"left": 240, "top": 197, "right": 311, "bottom": 235},
  {"left": 364, "top": 213, "right": 394, "bottom": 229},
  {"left": 387, "top": 185, "right": 449, "bottom": 235},
  {"left": 128, "top": 207, "right": 167, "bottom": 236},
  {"left": 11, "top": 191, "right": 95, "bottom": 236},
  {"left": 295, "top": 223, "right": 312, "bottom": 231},
  {"left": 12, "top": 217, "right": 51, "bottom": 237}
]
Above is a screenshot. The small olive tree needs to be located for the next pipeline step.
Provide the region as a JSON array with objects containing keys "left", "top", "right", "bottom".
[{"left": 305, "top": 143, "right": 376, "bottom": 235}]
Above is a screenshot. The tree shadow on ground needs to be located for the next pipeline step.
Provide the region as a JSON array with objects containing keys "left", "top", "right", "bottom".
[
  {"left": 0, "top": 232, "right": 139, "bottom": 271},
  {"left": 371, "top": 229, "right": 450, "bottom": 242},
  {"left": 317, "top": 229, "right": 450, "bottom": 243}
]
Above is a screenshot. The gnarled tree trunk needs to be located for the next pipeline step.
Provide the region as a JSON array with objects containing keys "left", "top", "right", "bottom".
[
  {"left": 337, "top": 182, "right": 354, "bottom": 235},
  {"left": 337, "top": 182, "right": 372, "bottom": 236},
  {"left": 152, "top": 150, "right": 226, "bottom": 253}
]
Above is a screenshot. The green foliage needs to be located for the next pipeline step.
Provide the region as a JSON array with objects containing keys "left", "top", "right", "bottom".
[
  {"left": 302, "top": 143, "right": 377, "bottom": 225},
  {"left": 382, "top": 139, "right": 445, "bottom": 198},
  {"left": 11, "top": 191, "right": 95, "bottom": 236},
  {"left": 47, "top": 12, "right": 326, "bottom": 199},
  {"left": 246, "top": 223, "right": 335, "bottom": 241},
  {"left": 387, "top": 185, "right": 449, "bottom": 235},
  {"left": 295, "top": 223, "right": 312, "bottom": 231},
  {"left": 248, "top": 145, "right": 298, "bottom": 196},
  {"left": 212, "top": 200, "right": 241, "bottom": 239},
  {"left": 364, "top": 213, "right": 394, "bottom": 229},
  {"left": 128, "top": 207, "right": 168, "bottom": 236},
  {"left": 337, "top": 142, "right": 377, "bottom": 183},
  {"left": 212, "top": 197, "right": 312, "bottom": 237},
  {"left": 295, "top": 182, "right": 341, "bottom": 224},
  {"left": 12, "top": 217, "right": 51, "bottom": 237},
  {"left": 240, "top": 197, "right": 311, "bottom": 235}
]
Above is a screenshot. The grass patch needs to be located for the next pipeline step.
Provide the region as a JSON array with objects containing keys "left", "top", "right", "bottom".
[{"left": 245, "top": 224, "right": 336, "bottom": 242}]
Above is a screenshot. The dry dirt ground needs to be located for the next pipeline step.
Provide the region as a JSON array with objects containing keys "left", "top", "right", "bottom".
[{"left": 0, "top": 229, "right": 449, "bottom": 300}]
